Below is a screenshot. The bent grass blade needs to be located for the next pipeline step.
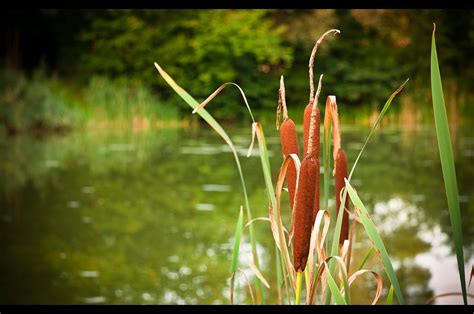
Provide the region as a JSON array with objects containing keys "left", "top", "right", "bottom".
[
  {"left": 345, "top": 179, "right": 404, "bottom": 304},
  {"left": 154, "top": 63, "right": 265, "bottom": 303}
]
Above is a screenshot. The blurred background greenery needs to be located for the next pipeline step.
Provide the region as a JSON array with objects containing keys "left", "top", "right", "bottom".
[{"left": 1, "top": 9, "right": 473, "bottom": 133}]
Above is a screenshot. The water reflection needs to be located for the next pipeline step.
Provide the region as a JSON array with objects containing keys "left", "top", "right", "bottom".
[{"left": 0, "top": 124, "right": 472, "bottom": 304}]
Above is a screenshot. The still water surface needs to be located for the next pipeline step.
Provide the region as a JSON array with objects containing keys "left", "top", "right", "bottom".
[{"left": 0, "top": 124, "right": 473, "bottom": 304}]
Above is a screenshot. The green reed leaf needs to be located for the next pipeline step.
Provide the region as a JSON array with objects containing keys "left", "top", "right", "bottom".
[
  {"left": 231, "top": 206, "right": 244, "bottom": 273},
  {"left": 386, "top": 285, "right": 394, "bottom": 305},
  {"left": 430, "top": 24, "right": 467, "bottom": 305},
  {"left": 345, "top": 179, "right": 404, "bottom": 304}
]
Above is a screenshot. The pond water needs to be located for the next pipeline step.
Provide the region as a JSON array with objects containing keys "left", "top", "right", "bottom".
[{"left": 0, "top": 123, "right": 473, "bottom": 304}]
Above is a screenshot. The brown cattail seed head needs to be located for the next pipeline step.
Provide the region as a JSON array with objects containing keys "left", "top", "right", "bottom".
[
  {"left": 293, "top": 155, "right": 319, "bottom": 272},
  {"left": 280, "top": 118, "right": 299, "bottom": 209},
  {"left": 335, "top": 148, "right": 349, "bottom": 246}
]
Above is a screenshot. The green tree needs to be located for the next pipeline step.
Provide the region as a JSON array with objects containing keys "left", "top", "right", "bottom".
[{"left": 78, "top": 10, "right": 292, "bottom": 118}]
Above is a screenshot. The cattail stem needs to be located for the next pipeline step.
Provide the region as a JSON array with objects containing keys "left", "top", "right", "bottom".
[
  {"left": 307, "top": 74, "right": 323, "bottom": 157},
  {"left": 295, "top": 271, "right": 303, "bottom": 305},
  {"left": 276, "top": 76, "right": 288, "bottom": 130},
  {"left": 329, "top": 97, "right": 341, "bottom": 164},
  {"left": 304, "top": 266, "right": 310, "bottom": 296},
  {"left": 309, "top": 29, "right": 340, "bottom": 104},
  {"left": 304, "top": 29, "right": 339, "bottom": 156},
  {"left": 280, "top": 76, "right": 288, "bottom": 121}
]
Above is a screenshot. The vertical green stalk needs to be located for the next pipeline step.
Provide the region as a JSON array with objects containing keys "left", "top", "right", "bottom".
[
  {"left": 304, "top": 266, "right": 310, "bottom": 294},
  {"left": 230, "top": 207, "right": 244, "bottom": 302},
  {"left": 295, "top": 271, "right": 303, "bottom": 305},
  {"left": 386, "top": 285, "right": 394, "bottom": 305},
  {"left": 430, "top": 24, "right": 467, "bottom": 305},
  {"left": 275, "top": 245, "right": 283, "bottom": 304}
]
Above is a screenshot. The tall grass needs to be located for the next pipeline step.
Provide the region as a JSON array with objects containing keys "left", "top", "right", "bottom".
[
  {"left": 0, "top": 69, "right": 179, "bottom": 135},
  {"left": 0, "top": 69, "right": 81, "bottom": 134},
  {"left": 84, "top": 76, "right": 178, "bottom": 128}
]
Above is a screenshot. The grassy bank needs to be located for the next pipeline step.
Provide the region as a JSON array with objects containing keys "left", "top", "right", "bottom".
[{"left": 0, "top": 68, "right": 180, "bottom": 136}]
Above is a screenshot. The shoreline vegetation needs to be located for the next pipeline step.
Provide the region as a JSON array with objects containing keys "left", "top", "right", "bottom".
[
  {"left": 1, "top": 67, "right": 472, "bottom": 138},
  {"left": 2, "top": 10, "right": 473, "bottom": 137},
  {"left": 0, "top": 68, "right": 182, "bottom": 136},
  {"left": 154, "top": 22, "right": 470, "bottom": 305}
]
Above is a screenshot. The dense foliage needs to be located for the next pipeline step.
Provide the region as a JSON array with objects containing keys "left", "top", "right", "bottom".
[{"left": 1, "top": 9, "right": 473, "bottom": 121}]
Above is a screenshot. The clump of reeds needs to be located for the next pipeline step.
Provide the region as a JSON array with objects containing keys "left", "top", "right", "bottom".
[{"left": 156, "top": 27, "right": 412, "bottom": 305}]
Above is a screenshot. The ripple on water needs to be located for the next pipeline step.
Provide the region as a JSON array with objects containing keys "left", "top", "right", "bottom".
[
  {"left": 81, "top": 216, "right": 92, "bottom": 224},
  {"left": 412, "top": 194, "right": 426, "bottom": 202},
  {"left": 463, "top": 149, "right": 474, "bottom": 157},
  {"left": 79, "top": 271, "right": 99, "bottom": 278},
  {"left": 141, "top": 292, "right": 153, "bottom": 302},
  {"left": 81, "top": 186, "right": 95, "bottom": 194},
  {"left": 201, "top": 184, "right": 231, "bottom": 192},
  {"left": 83, "top": 296, "right": 106, "bottom": 304},
  {"left": 166, "top": 272, "right": 179, "bottom": 281},
  {"left": 68, "top": 201, "right": 80, "bottom": 208},
  {"left": 195, "top": 203, "right": 215, "bottom": 211},
  {"left": 179, "top": 266, "right": 192, "bottom": 276},
  {"left": 168, "top": 255, "right": 180, "bottom": 263},
  {"left": 44, "top": 160, "right": 60, "bottom": 168},
  {"left": 180, "top": 146, "right": 221, "bottom": 155}
]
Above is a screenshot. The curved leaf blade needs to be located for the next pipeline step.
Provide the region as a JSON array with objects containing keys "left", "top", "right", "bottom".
[{"left": 345, "top": 179, "right": 404, "bottom": 304}]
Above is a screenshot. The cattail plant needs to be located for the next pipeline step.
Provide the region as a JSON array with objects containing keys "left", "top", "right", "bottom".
[
  {"left": 328, "top": 96, "right": 350, "bottom": 247},
  {"left": 156, "top": 27, "right": 410, "bottom": 305},
  {"left": 277, "top": 76, "right": 299, "bottom": 211},
  {"left": 293, "top": 74, "right": 323, "bottom": 275}
]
